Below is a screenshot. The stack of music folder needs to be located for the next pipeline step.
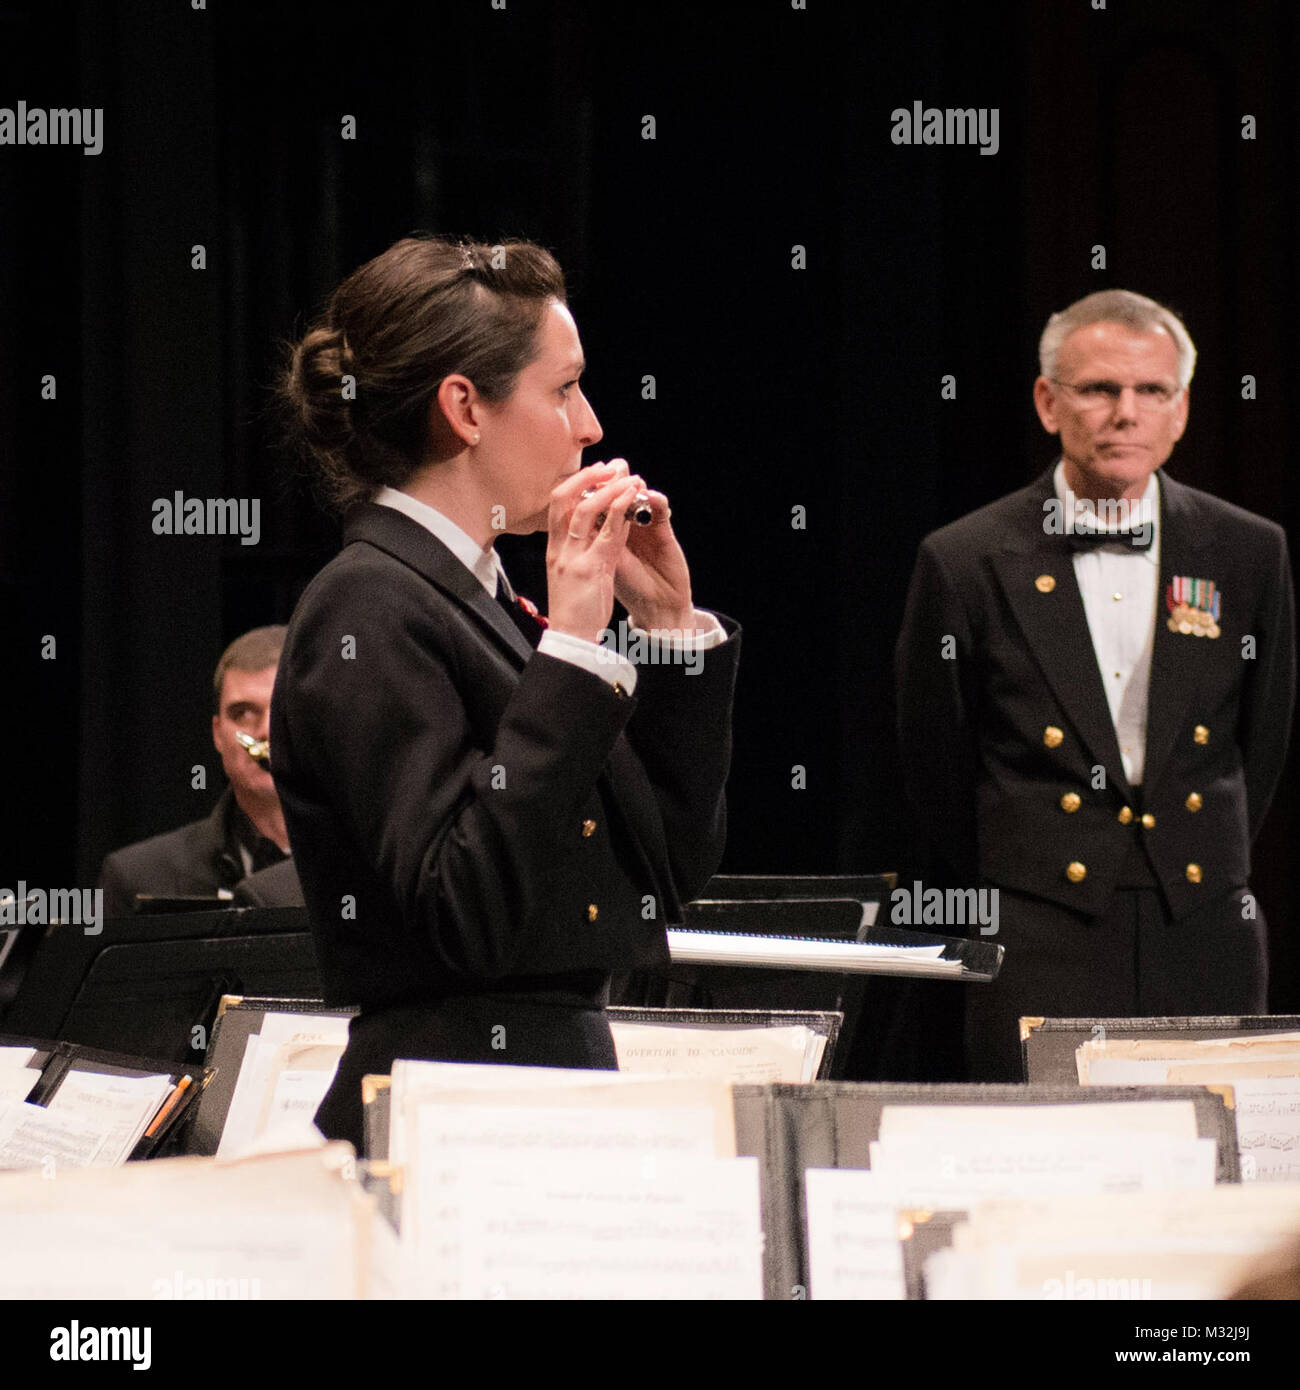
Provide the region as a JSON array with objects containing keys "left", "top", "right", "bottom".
[
  {"left": 1023, "top": 1013, "right": 1300, "bottom": 1185},
  {"left": 360, "top": 1070, "right": 1245, "bottom": 1300},
  {"left": 0, "top": 1035, "right": 205, "bottom": 1169},
  {"left": 186, "top": 996, "right": 848, "bottom": 1158}
]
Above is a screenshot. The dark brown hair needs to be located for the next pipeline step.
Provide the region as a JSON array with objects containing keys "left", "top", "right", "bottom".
[
  {"left": 213, "top": 625, "right": 287, "bottom": 713},
  {"left": 278, "top": 235, "right": 567, "bottom": 513}
]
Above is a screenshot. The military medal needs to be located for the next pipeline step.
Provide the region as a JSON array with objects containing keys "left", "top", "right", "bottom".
[{"left": 1165, "top": 576, "right": 1221, "bottom": 638}]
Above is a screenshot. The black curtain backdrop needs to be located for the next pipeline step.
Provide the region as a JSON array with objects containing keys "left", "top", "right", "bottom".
[{"left": 4, "top": 1, "right": 1298, "bottom": 1043}]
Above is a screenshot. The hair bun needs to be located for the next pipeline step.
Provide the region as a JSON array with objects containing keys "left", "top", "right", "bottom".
[{"left": 285, "top": 324, "right": 356, "bottom": 453}]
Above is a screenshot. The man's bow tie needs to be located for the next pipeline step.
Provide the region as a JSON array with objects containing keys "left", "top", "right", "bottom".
[{"left": 1065, "top": 526, "right": 1154, "bottom": 553}]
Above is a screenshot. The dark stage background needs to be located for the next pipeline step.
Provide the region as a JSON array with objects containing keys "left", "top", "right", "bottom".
[{"left": 3, "top": 0, "right": 1298, "bottom": 1072}]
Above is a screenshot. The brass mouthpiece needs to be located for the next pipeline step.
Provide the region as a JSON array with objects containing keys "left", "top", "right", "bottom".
[{"left": 234, "top": 731, "right": 271, "bottom": 768}]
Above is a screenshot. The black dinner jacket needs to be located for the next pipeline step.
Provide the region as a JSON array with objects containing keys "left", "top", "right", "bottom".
[
  {"left": 270, "top": 502, "right": 740, "bottom": 1007},
  {"left": 98, "top": 788, "right": 247, "bottom": 918},
  {"left": 896, "top": 466, "right": 1295, "bottom": 919}
]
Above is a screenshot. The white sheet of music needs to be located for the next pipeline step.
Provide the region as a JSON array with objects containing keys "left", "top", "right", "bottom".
[
  {"left": 665, "top": 930, "right": 961, "bottom": 976},
  {"left": 610, "top": 1021, "right": 818, "bottom": 1084},
  {"left": 218, "top": 1024, "right": 348, "bottom": 1158},
  {"left": 925, "top": 1184, "right": 1300, "bottom": 1299},
  {"left": 867, "top": 1132, "right": 1217, "bottom": 1203},
  {"left": 878, "top": 1099, "right": 1200, "bottom": 1140},
  {"left": 0, "top": 1143, "right": 373, "bottom": 1298},
  {"left": 0, "top": 1099, "right": 108, "bottom": 1170},
  {"left": 0, "top": 1068, "right": 39, "bottom": 1104},
  {"left": 804, "top": 1167, "right": 907, "bottom": 1300},
  {"left": 449, "top": 1153, "right": 763, "bottom": 1300},
  {"left": 45, "top": 1070, "right": 174, "bottom": 1166},
  {"left": 1164, "top": 1068, "right": 1300, "bottom": 1184},
  {"left": 388, "top": 1058, "right": 687, "bottom": 1167},
  {"left": 1077, "top": 1033, "right": 1300, "bottom": 1083},
  {"left": 402, "top": 1083, "right": 735, "bottom": 1298},
  {"left": 258, "top": 1042, "right": 345, "bottom": 1145}
]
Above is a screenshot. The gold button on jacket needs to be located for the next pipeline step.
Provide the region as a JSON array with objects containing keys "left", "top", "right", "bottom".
[
  {"left": 1035, "top": 574, "right": 1056, "bottom": 593},
  {"left": 1140, "top": 813, "right": 1156, "bottom": 829},
  {"left": 1043, "top": 726, "right": 1064, "bottom": 748},
  {"left": 581, "top": 818, "right": 597, "bottom": 838},
  {"left": 1066, "top": 861, "right": 1087, "bottom": 883},
  {"left": 1117, "top": 806, "right": 1133, "bottom": 825},
  {"left": 1185, "top": 792, "right": 1203, "bottom": 812},
  {"left": 1193, "top": 724, "right": 1209, "bottom": 745},
  {"left": 1059, "top": 792, "right": 1081, "bottom": 813},
  {"left": 586, "top": 903, "right": 599, "bottom": 921},
  {"left": 1185, "top": 864, "right": 1202, "bottom": 884}
]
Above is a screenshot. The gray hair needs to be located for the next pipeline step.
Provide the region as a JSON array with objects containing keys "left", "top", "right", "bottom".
[{"left": 1038, "top": 289, "right": 1197, "bottom": 389}]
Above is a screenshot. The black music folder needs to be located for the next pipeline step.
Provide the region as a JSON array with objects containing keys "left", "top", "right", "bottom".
[
  {"left": 187, "top": 995, "right": 353, "bottom": 1156},
  {"left": 190, "top": 996, "right": 845, "bottom": 1155},
  {"left": 729, "top": 1081, "right": 1240, "bottom": 1301},
  {"left": 1021, "top": 1014, "right": 1300, "bottom": 1085},
  {"left": 0, "top": 1033, "right": 207, "bottom": 1160}
]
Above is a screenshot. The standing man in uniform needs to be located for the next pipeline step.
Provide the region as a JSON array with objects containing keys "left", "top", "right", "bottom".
[{"left": 896, "top": 289, "right": 1295, "bottom": 1080}]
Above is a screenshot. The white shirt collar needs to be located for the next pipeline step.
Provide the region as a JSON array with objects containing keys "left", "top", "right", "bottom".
[
  {"left": 1052, "top": 460, "right": 1160, "bottom": 564},
  {"left": 372, "top": 486, "right": 504, "bottom": 597}
]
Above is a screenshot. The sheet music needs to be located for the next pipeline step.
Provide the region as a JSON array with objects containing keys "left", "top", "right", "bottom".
[
  {"left": 610, "top": 1021, "right": 818, "bottom": 1084},
  {"left": 45, "top": 1070, "right": 174, "bottom": 1166},
  {"left": 388, "top": 1059, "right": 684, "bottom": 1167},
  {"left": 402, "top": 1084, "right": 735, "bottom": 1298},
  {"left": 928, "top": 1184, "right": 1300, "bottom": 1299},
  {"left": 878, "top": 1099, "right": 1200, "bottom": 1140},
  {"left": 1078, "top": 1033, "right": 1300, "bottom": 1083},
  {"left": 1167, "top": 1073, "right": 1300, "bottom": 1184},
  {"left": 0, "top": 1046, "right": 39, "bottom": 1104},
  {"left": 252, "top": 1011, "right": 353, "bottom": 1047},
  {"left": 450, "top": 1154, "right": 764, "bottom": 1300},
  {"left": 0, "top": 1143, "right": 373, "bottom": 1298},
  {"left": 804, "top": 1167, "right": 907, "bottom": 1300},
  {"left": 867, "top": 1133, "right": 1217, "bottom": 1203},
  {"left": 666, "top": 930, "right": 961, "bottom": 975},
  {"left": 0, "top": 1099, "right": 108, "bottom": 1170},
  {"left": 218, "top": 1018, "right": 350, "bottom": 1158},
  {"left": 256, "top": 1042, "right": 345, "bottom": 1145}
]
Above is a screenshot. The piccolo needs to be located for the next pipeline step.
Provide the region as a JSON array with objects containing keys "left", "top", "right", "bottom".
[
  {"left": 580, "top": 487, "right": 654, "bottom": 527},
  {"left": 234, "top": 731, "right": 271, "bottom": 769}
]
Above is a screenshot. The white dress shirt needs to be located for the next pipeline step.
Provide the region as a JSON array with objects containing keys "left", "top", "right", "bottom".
[
  {"left": 372, "top": 486, "right": 725, "bottom": 696},
  {"left": 1053, "top": 461, "right": 1160, "bottom": 785}
]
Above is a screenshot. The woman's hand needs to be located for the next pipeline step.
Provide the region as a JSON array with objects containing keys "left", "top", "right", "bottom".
[
  {"left": 545, "top": 461, "right": 647, "bottom": 642},
  {"left": 612, "top": 485, "right": 696, "bottom": 632}
]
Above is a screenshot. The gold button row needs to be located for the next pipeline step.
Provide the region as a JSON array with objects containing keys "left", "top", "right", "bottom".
[
  {"left": 1065, "top": 861, "right": 1203, "bottom": 884},
  {"left": 1045, "top": 726, "right": 1210, "bottom": 752}
]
